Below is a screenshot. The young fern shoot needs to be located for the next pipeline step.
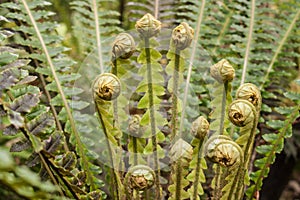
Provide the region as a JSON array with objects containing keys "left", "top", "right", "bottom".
[
  {"left": 93, "top": 73, "right": 123, "bottom": 199},
  {"left": 187, "top": 116, "right": 209, "bottom": 200},
  {"left": 167, "top": 22, "right": 194, "bottom": 200},
  {"left": 135, "top": 13, "right": 163, "bottom": 199},
  {"left": 208, "top": 59, "right": 235, "bottom": 198},
  {"left": 111, "top": 33, "right": 136, "bottom": 172}
]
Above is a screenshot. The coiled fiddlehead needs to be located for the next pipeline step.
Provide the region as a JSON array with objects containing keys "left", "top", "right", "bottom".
[
  {"left": 191, "top": 116, "right": 210, "bottom": 140},
  {"left": 168, "top": 139, "right": 193, "bottom": 200},
  {"left": 112, "top": 33, "right": 135, "bottom": 60},
  {"left": 93, "top": 73, "right": 123, "bottom": 199},
  {"left": 172, "top": 22, "right": 194, "bottom": 51},
  {"left": 93, "top": 73, "right": 121, "bottom": 101},
  {"left": 208, "top": 59, "right": 235, "bottom": 199},
  {"left": 210, "top": 59, "right": 235, "bottom": 84},
  {"left": 135, "top": 13, "right": 161, "bottom": 39},
  {"left": 209, "top": 59, "right": 234, "bottom": 136},
  {"left": 187, "top": 116, "right": 209, "bottom": 200},
  {"left": 205, "top": 135, "right": 243, "bottom": 168},
  {"left": 128, "top": 115, "right": 147, "bottom": 166},
  {"left": 124, "top": 165, "right": 155, "bottom": 200},
  {"left": 236, "top": 83, "right": 261, "bottom": 111},
  {"left": 204, "top": 135, "right": 244, "bottom": 200},
  {"left": 227, "top": 85, "right": 261, "bottom": 199},
  {"left": 135, "top": 13, "right": 162, "bottom": 199},
  {"left": 228, "top": 99, "right": 255, "bottom": 128}
]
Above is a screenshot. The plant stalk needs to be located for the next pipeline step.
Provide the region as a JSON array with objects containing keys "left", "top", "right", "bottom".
[
  {"left": 21, "top": 0, "right": 94, "bottom": 189},
  {"left": 95, "top": 103, "right": 121, "bottom": 200},
  {"left": 112, "top": 59, "right": 119, "bottom": 127},
  {"left": 171, "top": 49, "right": 181, "bottom": 140},
  {"left": 213, "top": 81, "right": 229, "bottom": 198},
  {"left": 228, "top": 105, "right": 258, "bottom": 200},
  {"left": 132, "top": 136, "right": 138, "bottom": 165},
  {"left": 144, "top": 37, "right": 161, "bottom": 199},
  {"left": 192, "top": 138, "right": 205, "bottom": 200},
  {"left": 171, "top": 48, "right": 185, "bottom": 200},
  {"left": 111, "top": 58, "right": 124, "bottom": 174}
]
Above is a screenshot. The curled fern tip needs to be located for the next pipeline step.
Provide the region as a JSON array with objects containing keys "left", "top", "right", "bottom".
[
  {"left": 112, "top": 33, "right": 136, "bottom": 59},
  {"left": 210, "top": 59, "right": 235, "bottom": 83},
  {"left": 172, "top": 22, "right": 194, "bottom": 50},
  {"left": 93, "top": 73, "right": 121, "bottom": 101},
  {"left": 135, "top": 13, "right": 161, "bottom": 38}
]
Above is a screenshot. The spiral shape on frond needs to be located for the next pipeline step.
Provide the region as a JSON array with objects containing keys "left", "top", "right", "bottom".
[
  {"left": 112, "top": 33, "right": 135, "bottom": 59},
  {"left": 172, "top": 22, "right": 194, "bottom": 50},
  {"left": 93, "top": 73, "right": 121, "bottom": 101},
  {"left": 204, "top": 136, "right": 243, "bottom": 167},
  {"left": 135, "top": 13, "right": 161, "bottom": 38},
  {"left": 210, "top": 59, "right": 235, "bottom": 83},
  {"left": 228, "top": 99, "right": 256, "bottom": 127},
  {"left": 170, "top": 139, "right": 193, "bottom": 166},
  {"left": 125, "top": 165, "right": 155, "bottom": 191},
  {"left": 236, "top": 83, "right": 261, "bottom": 111},
  {"left": 191, "top": 116, "right": 209, "bottom": 139},
  {"left": 128, "top": 114, "right": 141, "bottom": 137}
]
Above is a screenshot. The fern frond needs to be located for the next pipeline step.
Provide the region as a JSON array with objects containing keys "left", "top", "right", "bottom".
[
  {"left": 19, "top": 0, "right": 96, "bottom": 190},
  {"left": 187, "top": 137, "right": 207, "bottom": 200},
  {"left": 168, "top": 138, "right": 193, "bottom": 200},
  {"left": 246, "top": 93, "right": 300, "bottom": 199},
  {"left": 0, "top": 147, "right": 58, "bottom": 199},
  {"left": 1, "top": 1, "right": 105, "bottom": 197},
  {"left": 126, "top": 0, "right": 176, "bottom": 28},
  {"left": 260, "top": 9, "right": 300, "bottom": 89},
  {"left": 71, "top": 0, "right": 122, "bottom": 68}
]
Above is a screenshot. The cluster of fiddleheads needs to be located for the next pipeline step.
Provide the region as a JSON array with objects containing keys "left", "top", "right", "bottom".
[{"left": 1, "top": 0, "right": 299, "bottom": 199}]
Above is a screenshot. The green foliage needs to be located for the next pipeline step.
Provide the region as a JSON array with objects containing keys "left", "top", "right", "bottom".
[
  {"left": 1, "top": 0, "right": 299, "bottom": 200},
  {"left": 0, "top": 147, "right": 58, "bottom": 199}
]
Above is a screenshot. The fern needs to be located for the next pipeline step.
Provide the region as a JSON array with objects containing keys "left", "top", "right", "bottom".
[
  {"left": 0, "top": 147, "right": 58, "bottom": 199},
  {"left": 246, "top": 92, "right": 300, "bottom": 199},
  {"left": 1, "top": 1, "right": 105, "bottom": 198},
  {"left": 71, "top": 0, "right": 122, "bottom": 70},
  {"left": 1, "top": 1, "right": 300, "bottom": 199},
  {"left": 125, "top": 0, "right": 176, "bottom": 27},
  {"left": 187, "top": 137, "right": 207, "bottom": 200}
]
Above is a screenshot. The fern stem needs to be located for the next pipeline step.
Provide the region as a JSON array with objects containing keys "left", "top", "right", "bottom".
[
  {"left": 21, "top": 0, "right": 94, "bottom": 190},
  {"left": 174, "top": 159, "right": 183, "bottom": 200},
  {"left": 226, "top": 157, "right": 244, "bottom": 200},
  {"left": 172, "top": 48, "right": 184, "bottom": 200},
  {"left": 179, "top": 0, "right": 206, "bottom": 136},
  {"left": 241, "top": 0, "right": 255, "bottom": 85},
  {"left": 219, "top": 82, "right": 229, "bottom": 135},
  {"left": 38, "top": 153, "right": 66, "bottom": 198},
  {"left": 95, "top": 103, "right": 121, "bottom": 200},
  {"left": 229, "top": 105, "right": 258, "bottom": 200},
  {"left": 171, "top": 49, "right": 181, "bottom": 139},
  {"left": 212, "top": 82, "right": 229, "bottom": 198},
  {"left": 92, "top": 0, "right": 104, "bottom": 73},
  {"left": 112, "top": 59, "right": 119, "bottom": 127},
  {"left": 248, "top": 104, "right": 300, "bottom": 199},
  {"left": 154, "top": 0, "right": 159, "bottom": 19},
  {"left": 144, "top": 37, "right": 161, "bottom": 199},
  {"left": 18, "top": 18, "right": 68, "bottom": 152},
  {"left": 38, "top": 74, "right": 69, "bottom": 152},
  {"left": 132, "top": 136, "right": 138, "bottom": 165},
  {"left": 192, "top": 138, "right": 205, "bottom": 200},
  {"left": 213, "top": 165, "right": 222, "bottom": 199},
  {"left": 260, "top": 9, "right": 300, "bottom": 90}
]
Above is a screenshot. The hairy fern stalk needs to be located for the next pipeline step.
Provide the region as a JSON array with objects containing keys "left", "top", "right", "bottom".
[{"left": 0, "top": 0, "right": 299, "bottom": 200}]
